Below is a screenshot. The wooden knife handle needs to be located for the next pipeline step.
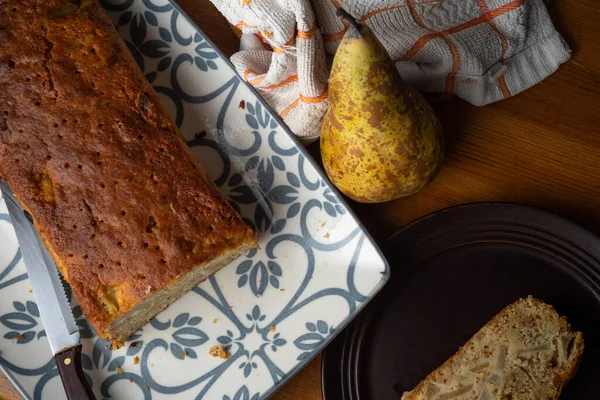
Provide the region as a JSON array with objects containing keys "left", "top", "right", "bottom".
[{"left": 55, "top": 344, "right": 97, "bottom": 400}]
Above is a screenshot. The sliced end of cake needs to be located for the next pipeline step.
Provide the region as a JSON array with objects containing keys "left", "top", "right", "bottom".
[
  {"left": 401, "top": 296, "right": 584, "bottom": 400},
  {"left": 104, "top": 239, "right": 254, "bottom": 345}
]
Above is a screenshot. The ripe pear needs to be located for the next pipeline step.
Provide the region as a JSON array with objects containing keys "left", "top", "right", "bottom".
[{"left": 320, "top": 17, "right": 444, "bottom": 203}]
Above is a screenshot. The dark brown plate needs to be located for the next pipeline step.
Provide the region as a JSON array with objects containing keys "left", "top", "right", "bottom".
[{"left": 322, "top": 203, "right": 600, "bottom": 400}]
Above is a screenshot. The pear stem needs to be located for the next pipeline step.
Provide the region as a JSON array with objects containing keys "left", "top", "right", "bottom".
[{"left": 336, "top": 8, "right": 361, "bottom": 32}]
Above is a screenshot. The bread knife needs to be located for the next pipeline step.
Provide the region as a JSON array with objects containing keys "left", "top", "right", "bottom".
[{"left": 0, "top": 182, "right": 96, "bottom": 400}]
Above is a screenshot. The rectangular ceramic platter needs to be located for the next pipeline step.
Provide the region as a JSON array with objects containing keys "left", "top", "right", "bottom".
[{"left": 0, "top": 1, "right": 389, "bottom": 399}]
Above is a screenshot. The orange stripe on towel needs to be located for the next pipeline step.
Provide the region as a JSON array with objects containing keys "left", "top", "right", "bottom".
[
  {"left": 397, "top": 0, "right": 524, "bottom": 62},
  {"left": 476, "top": 0, "right": 512, "bottom": 98},
  {"left": 299, "top": 86, "right": 328, "bottom": 103},
  {"left": 280, "top": 99, "right": 300, "bottom": 119},
  {"left": 258, "top": 75, "right": 298, "bottom": 90},
  {"left": 407, "top": 0, "right": 460, "bottom": 93},
  {"left": 273, "top": 37, "right": 296, "bottom": 53},
  {"left": 358, "top": 1, "right": 439, "bottom": 22},
  {"left": 324, "top": 0, "right": 348, "bottom": 42},
  {"left": 235, "top": 20, "right": 257, "bottom": 30},
  {"left": 298, "top": 24, "right": 317, "bottom": 39},
  {"left": 498, "top": 75, "right": 511, "bottom": 98},
  {"left": 244, "top": 69, "right": 260, "bottom": 81},
  {"left": 249, "top": 75, "right": 265, "bottom": 85},
  {"left": 323, "top": 27, "right": 348, "bottom": 42}
]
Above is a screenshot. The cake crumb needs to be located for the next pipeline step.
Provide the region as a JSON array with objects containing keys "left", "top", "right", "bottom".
[
  {"left": 321, "top": 221, "right": 326, "bottom": 227},
  {"left": 145, "top": 386, "right": 150, "bottom": 391},
  {"left": 270, "top": 326, "right": 276, "bottom": 332},
  {"left": 28, "top": 289, "right": 32, "bottom": 293},
  {"left": 116, "top": 367, "right": 124, "bottom": 374},
  {"left": 213, "top": 318, "right": 218, "bottom": 324},
  {"left": 129, "top": 378, "right": 133, "bottom": 383},
  {"left": 133, "top": 356, "right": 140, "bottom": 365},
  {"left": 209, "top": 345, "right": 230, "bottom": 360},
  {"left": 14, "top": 334, "right": 24, "bottom": 340},
  {"left": 239, "top": 100, "right": 246, "bottom": 109},
  {"left": 130, "top": 341, "right": 139, "bottom": 348},
  {"left": 229, "top": 305, "right": 234, "bottom": 309},
  {"left": 182, "top": 351, "right": 187, "bottom": 358},
  {"left": 324, "top": 232, "right": 330, "bottom": 238}
]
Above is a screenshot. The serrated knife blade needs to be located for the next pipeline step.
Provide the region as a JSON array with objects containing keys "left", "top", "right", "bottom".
[{"left": 0, "top": 181, "right": 96, "bottom": 400}]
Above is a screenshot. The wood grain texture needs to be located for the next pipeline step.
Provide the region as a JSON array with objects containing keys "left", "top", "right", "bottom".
[
  {"left": 0, "top": 374, "right": 21, "bottom": 400},
  {"left": 1, "top": 0, "right": 599, "bottom": 399}
]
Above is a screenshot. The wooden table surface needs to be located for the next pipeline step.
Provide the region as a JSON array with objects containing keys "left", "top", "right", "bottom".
[{"left": 1, "top": 0, "right": 599, "bottom": 399}]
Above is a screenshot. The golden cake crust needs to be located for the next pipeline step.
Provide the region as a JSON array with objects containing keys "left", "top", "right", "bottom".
[{"left": 0, "top": 0, "right": 256, "bottom": 341}]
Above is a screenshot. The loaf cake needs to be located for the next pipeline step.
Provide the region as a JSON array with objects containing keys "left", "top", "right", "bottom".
[
  {"left": 0, "top": 0, "right": 256, "bottom": 344},
  {"left": 401, "top": 297, "right": 583, "bottom": 400}
]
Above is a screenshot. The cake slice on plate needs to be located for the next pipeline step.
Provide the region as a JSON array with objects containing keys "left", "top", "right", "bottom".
[{"left": 401, "top": 297, "right": 583, "bottom": 400}]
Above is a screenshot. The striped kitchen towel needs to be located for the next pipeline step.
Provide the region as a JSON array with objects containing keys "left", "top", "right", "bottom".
[{"left": 209, "top": 0, "right": 570, "bottom": 143}]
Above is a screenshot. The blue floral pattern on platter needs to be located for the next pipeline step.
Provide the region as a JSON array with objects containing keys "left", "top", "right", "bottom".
[{"left": 0, "top": 0, "right": 389, "bottom": 399}]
